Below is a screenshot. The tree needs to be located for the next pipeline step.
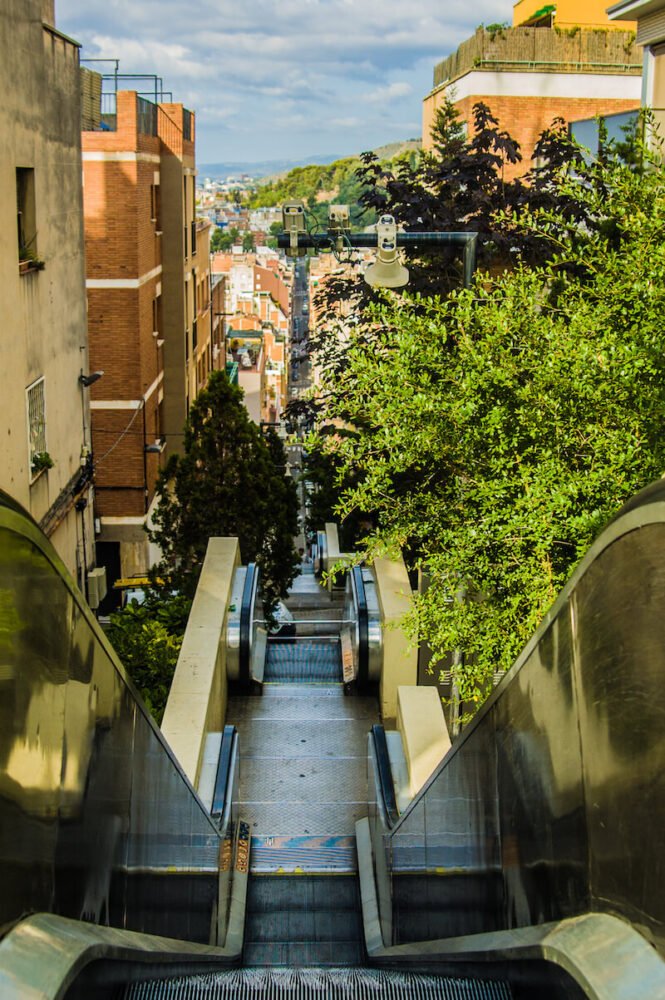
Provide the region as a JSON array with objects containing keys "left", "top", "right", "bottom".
[
  {"left": 210, "top": 226, "right": 241, "bottom": 252},
  {"left": 310, "top": 117, "right": 665, "bottom": 711},
  {"left": 242, "top": 231, "right": 256, "bottom": 252},
  {"left": 149, "top": 371, "right": 300, "bottom": 609},
  {"left": 107, "top": 592, "right": 192, "bottom": 723}
]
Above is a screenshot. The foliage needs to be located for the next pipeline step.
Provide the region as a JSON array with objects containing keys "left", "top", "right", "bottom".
[
  {"left": 31, "top": 451, "right": 53, "bottom": 473},
  {"left": 210, "top": 226, "right": 241, "bottom": 252},
  {"left": 248, "top": 152, "right": 418, "bottom": 231},
  {"left": 310, "top": 118, "right": 665, "bottom": 710},
  {"left": 149, "top": 371, "right": 300, "bottom": 609},
  {"left": 107, "top": 592, "right": 191, "bottom": 723}
]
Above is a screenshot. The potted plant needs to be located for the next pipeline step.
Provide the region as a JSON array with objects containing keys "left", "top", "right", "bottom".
[
  {"left": 18, "top": 238, "right": 45, "bottom": 274},
  {"left": 31, "top": 451, "right": 54, "bottom": 474}
]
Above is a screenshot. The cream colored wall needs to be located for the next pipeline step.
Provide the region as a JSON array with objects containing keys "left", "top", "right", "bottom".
[
  {"left": 513, "top": 0, "right": 635, "bottom": 27},
  {"left": 0, "top": 1, "right": 94, "bottom": 583},
  {"left": 373, "top": 556, "right": 418, "bottom": 725},
  {"left": 396, "top": 686, "right": 450, "bottom": 798},
  {"left": 161, "top": 536, "right": 240, "bottom": 787}
]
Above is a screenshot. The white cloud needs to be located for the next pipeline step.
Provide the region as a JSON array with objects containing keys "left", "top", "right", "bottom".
[
  {"left": 364, "top": 81, "right": 413, "bottom": 103},
  {"left": 57, "top": 0, "right": 510, "bottom": 160}
]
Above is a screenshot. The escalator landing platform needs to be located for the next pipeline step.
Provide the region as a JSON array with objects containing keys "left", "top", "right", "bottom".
[{"left": 227, "top": 683, "right": 379, "bottom": 870}]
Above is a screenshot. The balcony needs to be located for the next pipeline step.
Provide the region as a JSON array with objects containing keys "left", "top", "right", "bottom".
[{"left": 432, "top": 25, "right": 641, "bottom": 89}]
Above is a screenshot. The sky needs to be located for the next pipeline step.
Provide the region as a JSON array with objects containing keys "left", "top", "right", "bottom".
[{"left": 56, "top": 0, "right": 510, "bottom": 165}]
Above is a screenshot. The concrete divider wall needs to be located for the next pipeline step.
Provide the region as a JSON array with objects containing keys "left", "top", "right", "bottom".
[
  {"left": 161, "top": 537, "right": 240, "bottom": 787},
  {"left": 373, "top": 556, "right": 418, "bottom": 725}
]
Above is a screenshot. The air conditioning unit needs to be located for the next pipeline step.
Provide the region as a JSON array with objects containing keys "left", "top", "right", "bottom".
[{"left": 87, "top": 566, "right": 108, "bottom": 610}]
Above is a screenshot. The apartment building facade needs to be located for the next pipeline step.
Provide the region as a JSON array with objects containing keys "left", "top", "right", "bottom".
[
  {"left": 422, "top": 2, "right": 641, "bottom": 177},
  {"left": 82, "top": 87, "right": 200, "bottom": 583},
  {"left": 609, "top": 0, "right": 665, "bottom": 136},
  {"left": 211, "top": 251, "right": 292, "bottom": 426},
  {"left": 0, "top": 0, "right": 96, "bottom": 590}
]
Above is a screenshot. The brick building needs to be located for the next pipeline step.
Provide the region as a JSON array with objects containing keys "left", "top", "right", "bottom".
[
  {"left": 82, "top": 85, "right": 204, "bottom": 583},
  {"left": 422, "top": 2, "right": 641, "bottom": 178}
]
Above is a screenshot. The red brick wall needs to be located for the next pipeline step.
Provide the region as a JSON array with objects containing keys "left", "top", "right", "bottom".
[{"left": 426, "top": 91, "right": 640, "bottom": 180}]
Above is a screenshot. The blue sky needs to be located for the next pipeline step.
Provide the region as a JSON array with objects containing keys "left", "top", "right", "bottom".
[{"left": 57, "top": 0, "right": 509, "bottom": 164}]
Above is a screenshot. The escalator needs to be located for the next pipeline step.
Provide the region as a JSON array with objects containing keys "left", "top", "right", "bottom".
[{"left": 1, "top": 485, "right": 665, "bottom": 999}]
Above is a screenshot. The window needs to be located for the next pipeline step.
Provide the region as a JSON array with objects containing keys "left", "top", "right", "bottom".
[
  {"left": 26, "top": 377, "right": 47, "bottom": 477},
  {"left": 16, "top": 167, "right": 37, "bottom": 262},
  {"left": 152, "top": 294, "right": 162, "bottom": 337},
  {"left": 150, "top": 181, "right": 161, "bottom": 228}
]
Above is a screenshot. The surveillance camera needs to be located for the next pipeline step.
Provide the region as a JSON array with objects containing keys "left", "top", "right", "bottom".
[{"left": 282, "top": 201, "right": 307, "bottom": 258}]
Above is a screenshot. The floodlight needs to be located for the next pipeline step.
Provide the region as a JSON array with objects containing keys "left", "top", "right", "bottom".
[{"left": 364, "top": 215, "right": 409, "bottom": 289}]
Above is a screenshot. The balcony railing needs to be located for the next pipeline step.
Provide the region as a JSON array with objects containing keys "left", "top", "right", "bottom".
[
  {"left": 137, "top": 96, "right": 158, "bottom": 137},
  {"left": 100, "top": 92, "right": 117, "bottom": 131}
]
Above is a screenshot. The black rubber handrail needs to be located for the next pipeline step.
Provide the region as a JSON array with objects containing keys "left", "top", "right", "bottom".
[
  {"left": 211, "top": 725, "right": 237, "bottom": 822},
  {"left": 372, "top": 724, "right": 400, "bottom": 828},
  {"left": 353, "top": 565, "right": 369, "bottom": 689},
  {"left": 239, "top": 562, "right": 259, "bottom": 687}
]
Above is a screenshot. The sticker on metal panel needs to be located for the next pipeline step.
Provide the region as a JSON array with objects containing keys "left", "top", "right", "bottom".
[
  {"left": 236, "top": 821, "right": 250, "bottom": 873},
  {"left": 341, "top": 629, "right": 354, "bottom": 683}
]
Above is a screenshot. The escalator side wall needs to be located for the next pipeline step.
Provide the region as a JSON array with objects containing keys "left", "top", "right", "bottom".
[
  {"left": 0, "top": 504, "right": 222, "bottom": 942},
  {"left": 387, "top": 508, "right": 665, "bottom": 956}
]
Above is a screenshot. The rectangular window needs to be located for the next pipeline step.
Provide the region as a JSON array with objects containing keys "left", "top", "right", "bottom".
[
  {"left": 150, "top": 182, "right": 161, "bottom": 227},
  {"left": 26, "top": 377, "right": 46, "bottom": 477},
  {"left": 16, "top": 167, "right": 37, "bottom": 261}
]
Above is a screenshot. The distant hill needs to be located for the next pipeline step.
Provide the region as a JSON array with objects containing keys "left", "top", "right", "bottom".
[
  {"left": 246, "top": 139, "right": 423, "bottom": 230},
  {"left": 199, "top": 139, "right": 422, "bottom": 183},
  {"left": 199, "top": 154, "right": 345, "bottom": 181}
]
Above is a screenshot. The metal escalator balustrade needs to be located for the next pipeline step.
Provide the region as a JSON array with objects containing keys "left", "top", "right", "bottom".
[
  {"left": 368, "top": 481, "right": 665, "bottom": 962},
  {"left": 0, "top": 491, "right": 231, "bottom": 946}
]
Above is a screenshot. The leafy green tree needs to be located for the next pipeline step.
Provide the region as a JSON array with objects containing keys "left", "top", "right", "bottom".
[
  {"left": 210, "top": 226, "right": 241, "bottom": 252},
  {"left": 149, "top": 371, "right": 300, "bottom": 608},
  {"left": 242, "top": 231, "right": 256, "bottom": 252},
  {"left": 107, "top": 592, "right": 191, "bottom": 722},
  {"left": 311, "top": 120, "right": 665, "bottom": 710}
]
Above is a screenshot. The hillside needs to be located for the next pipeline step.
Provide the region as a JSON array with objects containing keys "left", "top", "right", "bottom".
[{"left": 247, "top": 139, "right": 422, "bottom": 229}]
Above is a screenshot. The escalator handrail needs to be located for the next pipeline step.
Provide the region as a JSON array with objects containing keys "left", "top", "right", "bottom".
[
  {"left": 371, "top": 725, "right": 400, "bottom": 828},
  {"left": 352, "top": 565, "right": 369, "bottom": 688},
  {"left": 211, "top": 725, "right": 237, "bottom": 826},
  {"left": 0, "top": 911, "right": 241, "bottom": 1000},
  {"left": 238, "top": 562, "right": 259, "bottom": 687},
  {"left": 356, "top": 817, "right": 665, "bottom": 999}
]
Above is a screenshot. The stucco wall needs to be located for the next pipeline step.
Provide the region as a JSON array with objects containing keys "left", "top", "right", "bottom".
[{"left": 0, "top": 1, "right": 93, "bottom": 582}]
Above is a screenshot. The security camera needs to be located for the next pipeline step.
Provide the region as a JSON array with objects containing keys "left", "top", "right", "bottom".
[
  {"left": 282, "top": 201, "right": 306, "bottom": 258},
  {"left": 328, "top": 204, "right": 350, "bottom": 252}
]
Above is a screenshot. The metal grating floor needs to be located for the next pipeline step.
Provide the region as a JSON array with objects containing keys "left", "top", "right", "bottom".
[
  {"left": 227, "top": 682, "right": 379, "bottom": 867},
  {"left": 125, "top": 968, "right": 512, "bottom": 999}
]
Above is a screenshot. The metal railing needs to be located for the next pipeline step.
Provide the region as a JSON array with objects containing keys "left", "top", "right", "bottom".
[{"left": 136, "top": 96, "right": 158, "bottom": 137}]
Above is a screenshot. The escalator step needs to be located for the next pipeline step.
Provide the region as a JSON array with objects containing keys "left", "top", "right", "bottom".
[
  {"left": 124, "top": 966, "right": 512, "bottom": 999},
  {"left": 264, "top": 641, "right": 342, "bottom": 682}
]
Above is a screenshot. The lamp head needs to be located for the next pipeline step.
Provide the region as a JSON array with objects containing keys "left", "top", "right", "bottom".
[
  {"left": 364, "top": 214, "right": 409, "bottom": 289},
  {"left": 79, "top": 370, "right": 104, "bottom": 388}
]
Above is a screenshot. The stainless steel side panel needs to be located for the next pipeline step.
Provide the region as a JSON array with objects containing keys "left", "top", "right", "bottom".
[
  {"left": 0, "top": 498, "right": 222, "bottom": 942},
  {"left": 385, "top": 487, "right": 665, "bottom": 958}
]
